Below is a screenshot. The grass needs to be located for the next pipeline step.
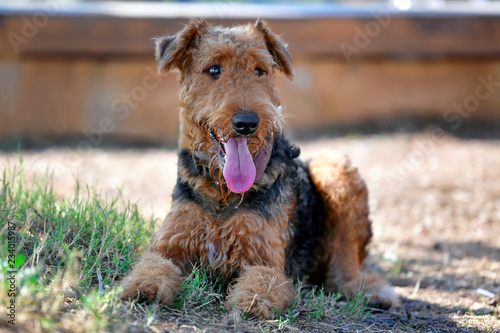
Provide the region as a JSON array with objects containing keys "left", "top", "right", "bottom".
[
  {"left": 1, "top": 157, "right": 476, "bottom": 332},
  {"left": 0, "top": 160, "right": 155, "bottom": 331}
]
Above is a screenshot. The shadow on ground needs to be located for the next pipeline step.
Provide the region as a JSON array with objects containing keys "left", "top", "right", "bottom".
[{"left": 377, "top": 240, "right": 500, "bottom": 332}]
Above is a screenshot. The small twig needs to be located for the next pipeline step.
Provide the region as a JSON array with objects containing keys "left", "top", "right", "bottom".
[
  {"left": 411, "top": 277, "right": 422, "bottom": 298},
  {"left": 192, "top": 298, "right": 216, "bottom": 310},
  {"left": 246, "top": 294, "right": 258, "bottom": 314},
  {"left": 477, "top": 288, "right": 496, "bottom": 299},
  {"left": 97, "top": 267, "right": 104, "bottom": 297}
]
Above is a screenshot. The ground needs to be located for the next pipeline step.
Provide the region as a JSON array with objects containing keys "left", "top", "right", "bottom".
[{"left": 1, "top": 132, "right": 499, "bottom": 332}]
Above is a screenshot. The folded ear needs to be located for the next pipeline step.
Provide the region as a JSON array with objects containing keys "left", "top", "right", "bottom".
[
  {"left": 153, "top": 19, "right": 208, "bottom": 74},
  {"left": 255, "top": 19, "right": 294, "bottom": 81}
]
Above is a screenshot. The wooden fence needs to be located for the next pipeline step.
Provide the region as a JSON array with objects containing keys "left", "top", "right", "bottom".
[{"left": 1, "top": 2, "right": 499, "bottom": 147}]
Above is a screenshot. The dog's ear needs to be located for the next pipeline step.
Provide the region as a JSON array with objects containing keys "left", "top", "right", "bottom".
[
  {"left": 255, "top": 19, "right": 294, "bottom": 81},
  {"left": 153, "top": 20, "right": 208, "bottom": 74}
]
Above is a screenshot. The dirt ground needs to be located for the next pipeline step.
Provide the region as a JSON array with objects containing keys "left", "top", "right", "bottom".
[{"left": 1, "top": 132, "right": 499, "bottom": 332}]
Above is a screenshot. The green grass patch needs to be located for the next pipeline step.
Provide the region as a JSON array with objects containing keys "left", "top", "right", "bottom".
[
  {"left": 0, "top": 160, "right": 155, "bottom": 331},
  {"left": 0, "top": 159, "right": 394, "bottom": 332}
]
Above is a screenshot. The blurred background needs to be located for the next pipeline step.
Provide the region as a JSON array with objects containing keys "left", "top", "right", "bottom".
[
  {"left": 1, "top": 2, "right": 499, "bottom": 329},
  {"left": 1, "top": 0, "right": 500, "bottom": 149}
]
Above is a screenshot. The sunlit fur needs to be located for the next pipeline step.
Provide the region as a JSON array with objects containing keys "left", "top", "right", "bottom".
[{"left": 120, "top": 19, "right": 399, "bottom": 319}]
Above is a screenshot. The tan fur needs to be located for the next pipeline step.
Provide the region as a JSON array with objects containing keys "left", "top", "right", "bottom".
[
  {"left": 308, "top": 154, "right": 400, "bottom": 307},
  {"left": 120, "top": 251, "right": 182, "bottom": 305},
  {"left": 149, "top": 201, "right": 292, "bottom": 277},
  {"left": 226, "top": 265, "right": 294, "bottom": 318},
  {"left": 120, "top": 19, "right": 399, "bottom": 319}
]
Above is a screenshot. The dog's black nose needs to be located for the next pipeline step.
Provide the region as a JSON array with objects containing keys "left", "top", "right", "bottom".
[{"left": 232, "top": 111, "right": 260, "bottom": 135}]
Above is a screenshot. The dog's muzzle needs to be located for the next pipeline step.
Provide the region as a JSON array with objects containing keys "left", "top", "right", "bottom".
[{"left": 210, "top": 133, "right": 273, "bottom": 193}]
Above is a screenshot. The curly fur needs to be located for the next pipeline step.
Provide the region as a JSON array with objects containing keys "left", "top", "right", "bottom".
[{"left": 120, "top": 19, "right": 399, "bottom": 319}]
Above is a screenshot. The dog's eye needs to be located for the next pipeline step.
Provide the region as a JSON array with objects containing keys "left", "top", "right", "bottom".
[
  {"left": 255, "top": 67, "right": 265, "bottom": 77},
  {"left": 207, "top": 65, "right": 222, "bottom": 79}
]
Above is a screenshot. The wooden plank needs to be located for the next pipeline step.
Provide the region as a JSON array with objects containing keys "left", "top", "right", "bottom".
[
  {"left": 2, "top": 3, "right": 500, "bottom": 145},
  {"left": 1, "top": 9, "right": 500, "bottom": 59},
  {"left": 278, "top": 60, "right": 500, "bottom": 129},
  {"left": 2, "top": 57, "right": 499, "bottom": 145}
]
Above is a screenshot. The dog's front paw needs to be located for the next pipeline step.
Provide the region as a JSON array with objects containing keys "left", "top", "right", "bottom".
[
  {"left": 225, "top": 266, "right": 294, "bottom": 319},
  {"left": 366, "top": 285, "right": 401, "bottom": 310},
  {"left": 120, "top": 251, "right": 182, "bottom": 305},
  {"left": 352, "top": 273, "right": 401, "bottom": 310}
]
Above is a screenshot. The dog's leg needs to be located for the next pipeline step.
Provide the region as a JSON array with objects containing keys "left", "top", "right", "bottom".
[
  {"left": 218, "top": 212, "right": 294, "bottom": 319},
  {"left": 308, "top": 154, "right": 400, "bottom": 308},
  {"left": 225, "top": 265, "right": 294, "bottom": 319},
  {"left": 120, "top": 250, "right": 182, "bottom": 305},
  {"left": 120, "top": 201, "right": 207, "bottom": 305}
]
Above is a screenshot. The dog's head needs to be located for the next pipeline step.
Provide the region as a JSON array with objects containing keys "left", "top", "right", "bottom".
[{"left": 154, "top": 19, "right": 293, "bottom": 194}]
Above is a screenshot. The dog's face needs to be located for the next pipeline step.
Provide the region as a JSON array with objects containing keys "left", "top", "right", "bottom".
[{"left": 155, "top": 20, "right": 293, "bottom": 194}]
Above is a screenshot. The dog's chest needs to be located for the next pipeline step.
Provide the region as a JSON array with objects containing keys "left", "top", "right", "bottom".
[{"left": 193, "top": 211, "right": 289, "bottom": 276}]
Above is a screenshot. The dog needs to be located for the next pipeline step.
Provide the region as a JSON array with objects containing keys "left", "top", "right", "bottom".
[{"left": 120, "top": 19, "right": 399, "bottom": 319}]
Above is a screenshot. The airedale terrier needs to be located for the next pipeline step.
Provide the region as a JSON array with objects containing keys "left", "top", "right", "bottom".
[{"left": 120, "top": 19, "right": 399, "bottom": 319}]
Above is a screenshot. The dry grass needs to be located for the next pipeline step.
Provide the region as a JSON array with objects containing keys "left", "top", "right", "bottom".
[{"left": 1, "top": 133, "right": 499, "bottom": 332}]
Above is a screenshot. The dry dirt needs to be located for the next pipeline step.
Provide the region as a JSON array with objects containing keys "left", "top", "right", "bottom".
[{"left": 1, "top": 132, "right": 499, "bottom": 332}]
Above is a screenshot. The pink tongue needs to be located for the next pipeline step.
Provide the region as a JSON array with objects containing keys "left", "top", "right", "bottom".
[{"left": 222, "top": 138, "right": 256, "bottom": 193}]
